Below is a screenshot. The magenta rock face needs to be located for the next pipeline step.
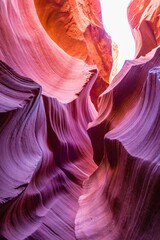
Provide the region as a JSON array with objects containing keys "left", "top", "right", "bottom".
[
  {"left": 76, "top": 48, "right": 160, "bottom": 240},
  {"left": 0, "top": 61, "right": 97, "bottom": 240},
  {"left": 0, "top": 0, "right": 160, "bottom": 240}
]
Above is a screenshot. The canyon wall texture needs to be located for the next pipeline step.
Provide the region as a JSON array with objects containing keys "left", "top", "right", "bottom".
[{"left": 0, "top": 0, "right": 160, "bottom": 239}]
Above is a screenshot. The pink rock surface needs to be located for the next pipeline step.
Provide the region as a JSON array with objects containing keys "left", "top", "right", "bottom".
[
  {"left": 76, "top": 47, "right": 160, "bottom": 240},
  {"left": 0, "top": 0, "right": 160, "bottom": 240},
  {"left": 0, "top": 0, "right": 95, "bottom": 103},
  {"left": 0, "top": 61, "right": 97, "bottom": 239}
]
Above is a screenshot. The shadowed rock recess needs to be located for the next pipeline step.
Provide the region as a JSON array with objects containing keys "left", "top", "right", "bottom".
[{"left": 0, "top": 0, "right": 160, "bottom": 239}]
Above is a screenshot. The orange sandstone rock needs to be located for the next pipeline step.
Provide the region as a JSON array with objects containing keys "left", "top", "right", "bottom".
[
  {"left": 34, "top": 0, "right": 113, "bottom": 82},
  {"left": 127, "top": 0, "right": 160, "bottom": 58}
]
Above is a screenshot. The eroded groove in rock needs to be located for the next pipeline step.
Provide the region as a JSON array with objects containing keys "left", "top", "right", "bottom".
[
  {"left": 0, "top": 0, "right": 160, "bottom": 239},
  {"left": 34, "top": 0, "right": 113, "bottom": 83},
  {"left": 0, "top": 62, "right": 97, "bottom": 240},
  {"left": 0, "top": 0, "right": 96, "bottom": 103},
  {"left": 76, "top": 48, "right": 160, "bottom": 240}
]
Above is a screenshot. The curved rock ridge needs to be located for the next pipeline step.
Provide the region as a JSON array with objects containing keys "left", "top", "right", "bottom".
[
  {"left": 0, "top": 61, "right": 97, "bottom": 240},
  {"left": 34, "top": 0, "right": 113, "bottom": 83},
  {"left": 0, "top": 61, "right": 42, "bottom": 203},
  {"left": 88, "top": 47, "right": 160, "bottom": 165},
  {"left": 75, "top": 47, "right": 160, "bottom": 240},
  {"left": 127, "top": 0, "right": 160, "bottom": 58},
  {"left": 0, "top": 0, "right": 96, "bottom": 103},
  {"left": 0, "top": 0, "right": 160, "bottom": 239}
]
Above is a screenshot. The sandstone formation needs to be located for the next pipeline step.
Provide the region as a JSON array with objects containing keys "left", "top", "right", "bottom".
[
  {"left": 34, "top": 0, "right": 113, "bottom": 82},
  {"left": 127, "top": 0, "right": 160, "bottom": 58},
  {"left": 0, "top": 0, "right": 160, "bottom": 240}
]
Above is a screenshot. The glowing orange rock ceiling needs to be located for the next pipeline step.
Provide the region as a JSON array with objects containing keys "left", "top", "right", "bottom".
[
  {"left": 0, "top": 0, "right": 160, "bottom": 240},
  {"left": 34, "top": 0, "right": 113, "bottom": 82}
]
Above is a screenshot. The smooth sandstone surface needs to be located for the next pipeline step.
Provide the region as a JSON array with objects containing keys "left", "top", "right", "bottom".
[{"left": 0, "top": 0, "right": 160, "bottom": 239}]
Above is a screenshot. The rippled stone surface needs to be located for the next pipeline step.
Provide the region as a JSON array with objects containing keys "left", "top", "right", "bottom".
[
  {"left": 0, "top": 0, "right": 160, "bottom": 239},
  {"left": 128, "top": 0, "right": 160, "bottom": 57}
]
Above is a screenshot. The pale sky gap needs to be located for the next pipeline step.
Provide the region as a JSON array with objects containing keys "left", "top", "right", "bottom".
[{"left": 100, "top": 0, "right": 135, "bottom": 70}]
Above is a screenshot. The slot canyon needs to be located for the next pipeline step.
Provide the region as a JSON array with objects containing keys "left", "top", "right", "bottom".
[{"left": 0, "top": 0, "right": 160, "bottom": 239}]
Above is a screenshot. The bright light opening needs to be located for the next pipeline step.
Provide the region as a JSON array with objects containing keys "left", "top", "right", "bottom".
[{"left": 100, "top": 0, "right": 135, "bottom": 71}]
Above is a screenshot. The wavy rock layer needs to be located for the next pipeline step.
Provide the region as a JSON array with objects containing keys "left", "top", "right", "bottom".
[
  {"left": 0, "top": 61, "right": 97, "bottom": 240},
  {"left": 76, "top": 47, "right": 160, "bottom": 240},
  {"left": 34, "top": 0, "right": 113, "bottom": 82},
  {"left": 0, "top": 0, "right": 96, "bottom": 103},
  {"left": 127, "top": 0, "right": 160, "bottom": 58},
  {"left": 0, "top": 0, "right": 160, "bottom": 240}
]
